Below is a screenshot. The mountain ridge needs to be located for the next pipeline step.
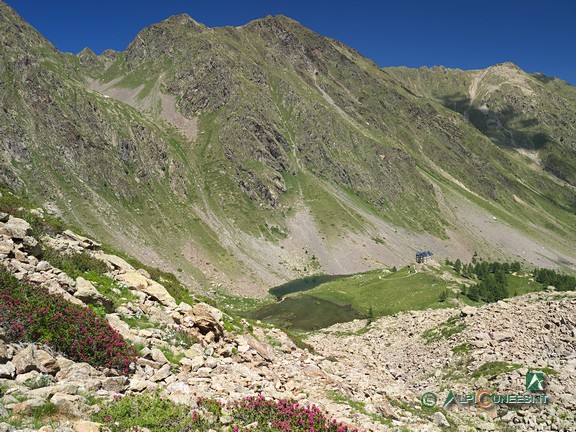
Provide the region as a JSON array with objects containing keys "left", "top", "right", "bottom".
[{"left": 1, "top": 2, "right": 575, "bottom": 296}]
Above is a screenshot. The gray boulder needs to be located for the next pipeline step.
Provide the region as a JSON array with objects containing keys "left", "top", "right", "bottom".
[
  {"left": 74, "top": 277, "right": 114, "bottom": 312},
  {"left": 0, "top": 362, "right": 15, "bottom": 379},
  {"left": 183, "top": 302, "right": 224, "bottom": 338},
  {"left": 12, "top": 345, "right": 38, "bottom": 374},
  {"left": 0, "top": 217, "right": 32, "bottom": 239}
]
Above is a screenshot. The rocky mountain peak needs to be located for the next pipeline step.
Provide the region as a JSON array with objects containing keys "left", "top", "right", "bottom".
[
  {"left": 98, "top": 48, "right": 121, "bottom": 62},
  {"left": 491, "top": 61, "right": 523, "bottom": 71},
  {"left": 0, "top": 1, "right": 58, "bottom": 56},
  {"left": 272, "top": 14, "right": 303, "bottom": 26},
  {"left": 77, "top": 46, "right": 96, "bottom": 57},
  {"left": 243, "top": 13, "right": 318, "bottom": 47},
  {"left": 122, "top": 14, "right": 208, "bottom": 66},
  {"left": 75, "top": 47, "right": 98, "bottom": 68},
  {"left": 159, "top": 13, "right": 208, "bottom": 31},
  {"left": 483, "top": 62, "right": 528, "bottom": 80},
  {"left": 246, "top": 14, "right": 302, "bottom": 28}
]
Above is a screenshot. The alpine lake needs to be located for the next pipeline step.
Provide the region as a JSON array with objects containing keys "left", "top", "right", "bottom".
[{"left": 249, "top": 274, "right": 365, "bottom": 331}]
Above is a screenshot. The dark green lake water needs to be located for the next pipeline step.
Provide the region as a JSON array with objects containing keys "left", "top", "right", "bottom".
[{"left": 250, "top": 274, "right": 364, "bottom": 330}]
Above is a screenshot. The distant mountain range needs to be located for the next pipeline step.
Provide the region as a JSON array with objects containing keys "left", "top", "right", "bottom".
[{"left": 1, "top": 1, "right": 574, "bottom": 295}]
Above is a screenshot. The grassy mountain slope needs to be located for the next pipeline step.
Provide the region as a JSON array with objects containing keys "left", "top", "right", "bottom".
[
  {"left": 387, "top": 63, "right": 576, "bottom": 186},
  {"left": 0, "top": 2, "right": 216, "bottom": 290},
  {"left": 1, "top": 3, "right": 575, "bottom": 296}
]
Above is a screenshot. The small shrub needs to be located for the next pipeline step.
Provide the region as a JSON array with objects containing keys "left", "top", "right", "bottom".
[
  {"left": 94, "top": 393, "right": 206, "bottom": 432},
  {"left": 82, "top": 271, "right": 138, "bottom": 307},
  {"left": 229, "top": 395, "right": 362, "bottom": 431},
  {"left": 0, "top": 383, "right": 7, "bottom": 399},
  {"left": 472, "top": 361, "right": 521, "bottom": 379},
  {"left": 451, "top": 343, "right": 473, "bottom": 355},
  {"left": 197, "top": 396, "right": 223, "bottom": 416},
  {"left": 438, "top": 289, "right": 450, "bottom": 302},
  {"left": 41, "top": 246, "right": 109, "bottom": 279},
  {"left": 538, "top": 366, "right": 559, "bottom": 377},
  {"left": 422, "top": 316, "right": 466, "bottom": 343},
  {"left": 366, "top": 306, "right": 375, "bottom": 324},
  {"left": 82, "top": 392, "right": 103, "bottom": 406},
  {"left": 24, "top": 373, "right": 54, "bottom": 389},
  {"left": 158, "top": 347, "right": 185, "bottom": 365},
  {"left": 161, "top": 325, "right": 197, "bottom": 348},
  {"left": 30, "top": 401, "right": 59, "bottom": 419}
]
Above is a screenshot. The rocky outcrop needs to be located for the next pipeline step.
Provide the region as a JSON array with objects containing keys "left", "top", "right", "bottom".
[
  {"left": 182, "top": 302, "right": 224, "bottom": 340},
  {"left": 0, "top": 217, "right": 32, "bottom": 240},
  {"left": 74, "top": 277, "right": 114, "bottom": 312}
]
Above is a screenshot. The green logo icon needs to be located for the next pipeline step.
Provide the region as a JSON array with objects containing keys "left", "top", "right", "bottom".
[
  {"left": 421, "top": 392, "right": 438, "bottom": 407},
  {"left": 526, "top": 372, "right": 545, "bottom": 391},
  {"left": 443, "top": 390, "right": 456, "bottom": 408}
]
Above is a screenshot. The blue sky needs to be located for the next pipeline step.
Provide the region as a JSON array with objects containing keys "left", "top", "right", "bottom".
[{"left": 5, "top": 0, "right": 576, "bottom": 85}]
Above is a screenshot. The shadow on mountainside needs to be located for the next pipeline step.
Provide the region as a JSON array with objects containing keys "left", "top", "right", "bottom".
[
  {"left": 439, "top": 93, "right": 576, "bottom": 187},
  {"left": 439, "top": 92, "right": 550, "bottom": 151}
]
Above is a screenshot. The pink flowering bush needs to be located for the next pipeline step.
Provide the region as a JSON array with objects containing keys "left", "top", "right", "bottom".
[
  {"left": 225, "top": 396, "right": 361, "bottom": 432},
  {"left": 0, "top": 266, "right": 136, "bottom": 375}
]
